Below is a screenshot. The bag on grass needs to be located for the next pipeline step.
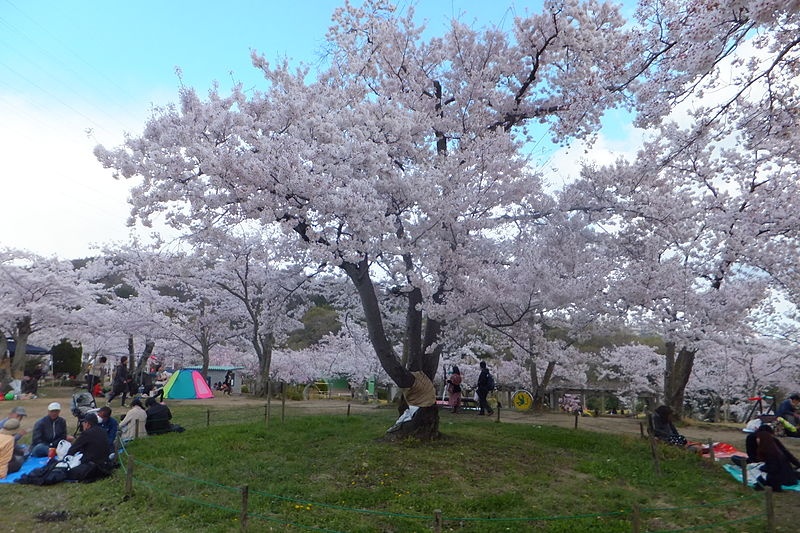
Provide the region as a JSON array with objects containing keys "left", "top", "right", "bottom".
[{"left": 16, "top": 459, "right": 67, "bottom": 486}]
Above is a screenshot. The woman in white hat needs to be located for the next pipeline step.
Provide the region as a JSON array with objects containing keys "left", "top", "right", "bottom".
[{"left": 0, "top": 418, "right": 25, "bottom": 478}]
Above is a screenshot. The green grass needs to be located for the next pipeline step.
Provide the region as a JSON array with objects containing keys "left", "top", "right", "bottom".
[{"left": 2, "top": 405, "right": 783, "bottom": 532}]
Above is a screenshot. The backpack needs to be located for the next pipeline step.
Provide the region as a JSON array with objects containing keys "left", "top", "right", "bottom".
[
  {"left": 15, "top": 459, "right": 67, "bottom": 486},
  {"left": 486, "top": 373, "right": 495, "bottom": 391}
]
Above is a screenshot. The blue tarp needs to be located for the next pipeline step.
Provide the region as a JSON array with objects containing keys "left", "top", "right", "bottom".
[{"left": 5, "top": 339, "right": 50, "bottom": 355}]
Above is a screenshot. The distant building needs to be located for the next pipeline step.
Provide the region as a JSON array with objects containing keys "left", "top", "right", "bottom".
[{"left": 185, "top": 366, "right": 245, "bottom": 394}]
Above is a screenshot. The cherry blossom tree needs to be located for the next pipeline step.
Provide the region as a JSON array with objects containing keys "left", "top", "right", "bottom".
[
  {"left": 97, "top": 0, "right": 646, "bottom": 438},
  {"left": 0, "top": 249, "right": 100, "bottom": 381}
]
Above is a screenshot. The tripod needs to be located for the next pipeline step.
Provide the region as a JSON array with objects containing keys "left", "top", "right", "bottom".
[{"left": 745, "top": 394, "right": 777, "bottom": 422}]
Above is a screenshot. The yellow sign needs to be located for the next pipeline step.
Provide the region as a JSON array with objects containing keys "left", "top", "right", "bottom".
[{"left": 512, "top": 390, "right": 533, "bottom": 411}]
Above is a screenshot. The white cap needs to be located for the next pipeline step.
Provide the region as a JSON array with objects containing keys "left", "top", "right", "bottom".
[{"left": 47, "top": 402, "right": 62, "bottom": 411}]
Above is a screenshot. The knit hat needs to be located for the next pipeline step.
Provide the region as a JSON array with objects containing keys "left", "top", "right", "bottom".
[{"left": 1, "top": 418, "right": 20, "bottom": 435}]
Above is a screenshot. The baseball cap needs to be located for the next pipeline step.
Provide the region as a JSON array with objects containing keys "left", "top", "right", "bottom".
[
  {"left": 47, "top": 402, "right": 62, "bottom": 411},
  {"left": 11, "top": 406, "right": 27, "bottom": 416}
]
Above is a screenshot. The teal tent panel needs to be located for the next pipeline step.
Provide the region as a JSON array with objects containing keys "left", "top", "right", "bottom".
[{"left": 164, "top": 369, "right": 214, "bottom": 399}]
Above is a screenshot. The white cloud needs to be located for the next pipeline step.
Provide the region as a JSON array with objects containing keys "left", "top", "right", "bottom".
[{"left": 0, "top": 96, "right": 140, "bottom": 259}]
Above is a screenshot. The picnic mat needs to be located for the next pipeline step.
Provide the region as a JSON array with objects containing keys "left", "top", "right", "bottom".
[
  {"left": 722, "top": 463, "right": 800, "bottom": 491},
  {"left": 0, "top": 456, "right": 48, "bottom": 484},
  {"left": 688, "top": 441, "right": 746, "bottom": 460}
]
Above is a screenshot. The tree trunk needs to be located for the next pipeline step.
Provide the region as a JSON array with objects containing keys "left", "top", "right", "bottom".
[
  {"left": 530, "top": 360, "right": 556, "bottom": 410},
  {"left": 0, "top": 332, "right": 9, "bottom": 385},
  {"left": 253, "top": 332, "right": 274, "bottom": 397},
  {"left": 11, "top": 316, "right": 32, "bottom": 377},
  {"left": 133, "top": 339, "right": 155, "bottom": 389},
  {"left": 381, "top": 404, "right": 440, "bottom": 442},
  {"left": 342, "top": 258, "right": 440, "bottom": 440},
  {"left": 342, "top": 259, "right": 413, "bottom": 388},
  {"left": 663, "top": 341, "right": 696, "bottom": 419}
]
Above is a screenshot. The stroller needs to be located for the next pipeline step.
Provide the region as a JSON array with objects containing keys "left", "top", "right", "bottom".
[{"left": 71, "top": 390, "right": 100, "bottom": 436}]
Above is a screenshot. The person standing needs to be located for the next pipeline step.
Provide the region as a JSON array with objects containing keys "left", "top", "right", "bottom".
[
  {"left": 476, "top": 361, "right": 494, "bottom": 416},
  {"left": 106, "top": 356, "right": 130, "bottom": 407},
  {"left": 30, "top": 402, "right": 73, "bottom": 457},
  {"left": 447, "top": 366, "right": 463, "bottom": 413}
]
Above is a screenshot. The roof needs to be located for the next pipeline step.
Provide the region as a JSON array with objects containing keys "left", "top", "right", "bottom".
[{"left": 184, "top": 366, "right": 244, "bottom": 371}]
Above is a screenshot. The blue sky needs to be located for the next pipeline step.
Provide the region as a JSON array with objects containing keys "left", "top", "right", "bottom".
[{"left": 0, "top": 1, "right": 635, "bottom": 259}]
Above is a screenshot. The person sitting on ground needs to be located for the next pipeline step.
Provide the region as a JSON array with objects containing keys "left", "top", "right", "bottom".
[
  {"left": 64, "top": 413, "right": 112, "bottom": 481},
  {"left": 119, "top": 398, "right": 148, "bottom": 443},
  {"left": 0, "top": 406, "right": 28, "bottom": 446},
  {"left": 145, "top": 396, "right": 174, "bottom": 435},
  {"left": 776, "top": 393, "right": 800, "bottom": 437},
  {"left": 96, "top": 406, "right": 119, "bottom": 447},
  {"left": 30, "top": 402, "right": 73, "bottom": 457},
  {"left": 753, "top": 428, "right": 800, "bottom": 491},
  {"left": 733, "top": 421, "right": 800, "bottom": 469},
  {"left": 0, "top": 419, "right": 25, "bottom": 479},
  {"left": 651, "top": 405, "right": 688, "bottom": 446}
]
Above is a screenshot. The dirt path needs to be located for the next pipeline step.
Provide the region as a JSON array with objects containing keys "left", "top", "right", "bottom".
[{"left": 8, "top": 386, "right": 795, "bottom": 458}]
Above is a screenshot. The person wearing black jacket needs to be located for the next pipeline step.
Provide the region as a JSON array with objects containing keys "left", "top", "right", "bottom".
[
  {"left": 476, "top": 361, "right": 494, "bottom": 416},
  {"left": 65, "top": 413, "right": 112, "bottom": 482},
  {"left": 30, "top": 402, "right": 73, "bottom": 457},
  {"left": 106, "top": 356, "right": 131, "bottom": 407},
  {"left": 753, "top": 428, "right": 800, "bottom": 491},
  {"left": 651, "top": 405, "right": 688, "bottom": 446},
  {"left": 145, "top": 396, "right": 173, "bottom": 435}
]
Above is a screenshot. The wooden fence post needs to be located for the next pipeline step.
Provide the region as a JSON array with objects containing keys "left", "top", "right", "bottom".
[
  {"left": 347, "top": 403, "right": 351, "bottom": 417},
  {"left": 281, "top": 381, "right": 286, "bottom": 423},
  {"left": 433, "top": 509, "right": 442, "bottom": 533},
  {"left": 134, "top": 419, "right": 140, "bottom": 439},
  {"left": 266, "top": 381, "right": 272, "bottom": 427},
  {"left": 707, "top": 438, "right": 715, "bottom": 461},
  {"left": 648, "top": 434, "right": 662, "bottom": 475},
  {"left": 630, "top": 503, "right": 641, "bottom": 533},
  {"left": 240, "top": 485, "right": 249, "bottom": 533},
  {"left": 765, "top": 486, "right": 775, "bottom": 533},
  {"left": 495, "top": 403, "right": 501, "bottom": 423},
  {"left": 206, "top": 409, "right": 211, "bottom": 428},
  {"left": 574, "top": 410, "right": 579, "bottom": 429},
  {"left": 125, "top": 454, "right": 134, "bottom": 500}
]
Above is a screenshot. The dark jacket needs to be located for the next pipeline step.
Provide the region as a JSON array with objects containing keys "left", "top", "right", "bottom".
[
  {"left": 31, "top": 415, "right": 68, "bottom": 448},
  {"left": 651, "top": 412, "right": 680, "bottom": 440},
  {"left": 67, "top": 425, "right": 110, "bottom": 465},
  {"left": 145, "top": 403, "right": 173, "bottom": 435},
  {"left": 98, "top": 416, "right": 119, "bottom": 445},
  {"left": 113, "top": 363, "right": 129, "bottom": 385},
  {"left": 477, "top": 368, "right": 492, "bottom": 392}
]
